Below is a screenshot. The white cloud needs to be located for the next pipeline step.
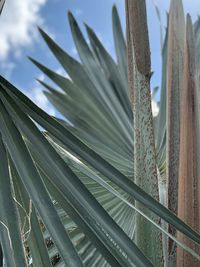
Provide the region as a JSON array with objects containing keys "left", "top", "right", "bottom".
[
  {"left": 26, "top": 86, "right": 56, "bottom": 116},
  {"left": 71, "top": 46, "right": 78, "bottom": 56},
  {"left": 152, "top": 100, "right": 159, "bottom": 117},
  {"left": 0, "top": 0, "right": 47, "bottom": 60},
  {"left": 24, "top": 73, "right": 56, "bottom": 116},
  {"left": 37, "top": 73, "right": 45, "bottom": 82},
  {"left": 1, "top": 61, "right": 15, "bottom": 79},
  {"left": 55, "top": 67, "right": 70, "bottom": 79}
]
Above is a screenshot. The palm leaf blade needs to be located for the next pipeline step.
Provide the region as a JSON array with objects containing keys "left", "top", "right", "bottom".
[{"left": 0, "top": 77, "right": 200, "bottom": 248}]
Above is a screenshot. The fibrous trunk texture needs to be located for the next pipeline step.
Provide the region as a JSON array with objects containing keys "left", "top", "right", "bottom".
[
  {"left": 125, "top": 1, "right": 163, "bottom": 265},
  {"left": 166, "top": 0, "right": 185, "bottom": 263},
  {"left": 177, "top": 15, "right": 200, "bottom": 267}
]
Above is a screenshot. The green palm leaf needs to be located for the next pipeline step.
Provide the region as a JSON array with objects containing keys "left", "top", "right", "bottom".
[
  {"left": 0, "top": 1, "right": 200, "bottom": 266},
  {"left": 0, "top": 85, "right": 151, "bottom": 266}
]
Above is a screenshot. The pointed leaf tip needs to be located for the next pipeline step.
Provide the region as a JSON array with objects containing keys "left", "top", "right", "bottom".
[
  {"left": 112, "top": 4, "right": 117, "bottom": 14},
  {"left": 28, "top": 56, "right": 38, "bottom": 66},
  {"left": 186, "top": 13, "right": 192, "bottom": 26},
  {"left": 37, "top": 25, "right": 42, "bottom": 32},
  {"left": 84, "top": 23, "right": 93, "bottom": 34},
  {"left": 38, "top": 27, "right": 54, "bottom": 46},
  {"left": 38, "top": 26, "right": 46, "bottom": 36},
  {"left": 68, "top": 11, "right": 76, "bottom": 24}
]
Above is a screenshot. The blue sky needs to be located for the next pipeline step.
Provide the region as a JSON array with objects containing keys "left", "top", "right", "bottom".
[{"left": 0, "top": 0, "right": 200, "bottom": 115}]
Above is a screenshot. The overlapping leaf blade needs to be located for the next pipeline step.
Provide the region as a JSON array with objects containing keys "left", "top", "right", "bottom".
[
  {"left": 1, "top": 70, "right": 200, "bottom": 251},
  {"left": 0, "top": 138, "right": 27, "bottom": 267},
  {"left": 11, "top": 162, "right": 52, "bottom": 267},
  {"left": 0, "top": 87, "right": 152, "bottom": 267},
  {"left": 0, "top": 97, "right": 84, "bottom": 267}
]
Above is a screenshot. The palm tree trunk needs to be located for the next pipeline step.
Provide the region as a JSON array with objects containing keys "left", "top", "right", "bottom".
[
  {"left": 125, "top": 1, "right": 163, "bottom": 265},
  {"left": 177, "top": 15, "right": 200, "bottom": 267}
]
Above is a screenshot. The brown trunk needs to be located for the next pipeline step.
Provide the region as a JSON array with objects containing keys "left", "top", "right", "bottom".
[
  {"left": 177, "top": 15, "right": 200, "bottom": 267},
  {"left": 166, "top": 0, "right": 185, "bottom": 262}
]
